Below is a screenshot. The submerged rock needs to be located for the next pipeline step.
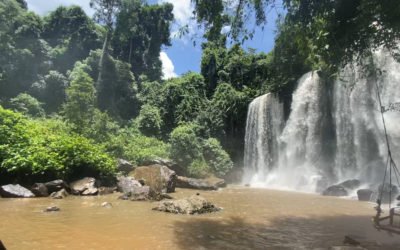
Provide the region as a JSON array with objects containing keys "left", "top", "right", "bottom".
[
  {"left": 152, "top": 195, "right": 221, "bottom": 214},
  {"left": 144, "top": 158, "right": 186, "bottom": 176},
  {"left": 117, "top": 158, "right": 136, "bottom": 174},
  {"left": 129, "top": 165, "right": 176, "bottom": 193},
  {"left": 118, "top": 186, "right": 172, "bottom": 201},
  {"left": 43, "top": 206, "right": 60, "bottom": 212},
  {"left": 98, "top": 187, "right": 117, "bottom": 196},
  {"left": 176, "top": 176, "right": 218, "bottom": 190},
  {"left": 101, "top": 202, "right": 113, "bottom": 208},
  {"left": 70, "top": 177, "right": 98, "bottom": 196},
  {"left": 337, "top": 179, "right": 360, "bottom": 190},
  {"left": 117, "top": 176, "right": 142, "bottom": 193},
  {"left": 30, "top": 183, "right": 49, "bottom": 197},
  {"left": 0, "top": 184, "right": 35, "bottom": 198},
  {"left": 357, "top": 189, "right": 373, "bottom": 202},
  {"left": 51, "top": 189, "right": 68, "bottom": 199},
  {"left": 322, "top": 185, "right": 348, "bottom": 197},
  {"left": 45, "top": 180, "right": 70, "bottom": 194}
]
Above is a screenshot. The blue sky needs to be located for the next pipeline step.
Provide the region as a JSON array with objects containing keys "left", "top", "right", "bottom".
[{"left": 25, "top": 0, "right": 283, "bottom": 78}]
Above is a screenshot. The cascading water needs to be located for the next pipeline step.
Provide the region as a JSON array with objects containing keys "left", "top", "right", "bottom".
[{"left": 244, "top": 49, "right": 400, "bottom": 193}]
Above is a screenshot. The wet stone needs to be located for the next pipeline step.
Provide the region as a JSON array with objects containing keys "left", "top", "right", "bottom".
[
  {"left": 152, "top": 195, "right": 221, "bottom": 214},
  {"left": 101, "top": 202, "right": 113, "bottom": 208},
  {"left": 51, "top": 189, "right": 68, "bottom": 199},
  {"left": 30, "top": 183, "right": 49, "bottom": 197},
  {"left": 0, "top": 184, "right": 35, "bottom": 198},
  {"left": 43, "top": 206, "right": 60, "bottom": 212}
]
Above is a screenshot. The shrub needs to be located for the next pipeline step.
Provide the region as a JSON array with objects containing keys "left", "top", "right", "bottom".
[
  {"left": 202, "top": 138, "right": 233, "bottom": 176},
  {"left": 0, "top": 106, "right": 116, "bottom": 185},
  {"left": 9, "top": 93, "right": 45, "bottom": 117}
]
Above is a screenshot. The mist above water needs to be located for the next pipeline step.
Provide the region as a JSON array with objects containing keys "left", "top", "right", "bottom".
[{"left": 244, "top": 49, "right": 400, "bottom": 193}]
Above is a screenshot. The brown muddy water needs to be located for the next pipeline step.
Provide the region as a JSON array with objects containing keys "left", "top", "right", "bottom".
[{"left": 0, "top": 186, "right": 399, "bottom": 250}]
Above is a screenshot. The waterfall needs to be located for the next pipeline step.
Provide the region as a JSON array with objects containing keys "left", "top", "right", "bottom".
[
  {"left": 244, "top": 49, "right": 400, "bottom": 193},
  {"left": 243, "top": 93, "right": 284, "bottom": 183}
]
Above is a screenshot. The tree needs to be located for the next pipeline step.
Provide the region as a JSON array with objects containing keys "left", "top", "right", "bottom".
[
  {"left": 9, "top": 93, "right": 45, "bottom": 117},
  {"left": 61, "top": 69, "right": 97, "bottom": 135}
]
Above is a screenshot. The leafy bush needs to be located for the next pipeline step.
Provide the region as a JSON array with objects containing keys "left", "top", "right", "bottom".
[
  {"left": 202, "top": 138, "right": 233, "bottom": 176},
  {"left": 0, "top": 106, "right": 116, "bottom": 185},
  {"left": 169, "top": 124, "right": 203, "bottom": 169},
  {"left": 9, "top": 93, "right": 45, "bottom": 117},
  {"left": 137, "top": 104, "right": 163, "bottom": 137},
  {"left": 109, "top": 126, "right": 169, "bottom": 166}
]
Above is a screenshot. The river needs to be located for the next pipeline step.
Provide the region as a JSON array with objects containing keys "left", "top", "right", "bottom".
[{"left": 0, "top": 186, "right": 399, "bottom": 249}]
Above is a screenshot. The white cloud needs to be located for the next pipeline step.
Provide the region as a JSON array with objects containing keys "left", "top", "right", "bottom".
[
  {"left": 26, "top": 0, "right": 94, "bottom": 17},
  {"left": 160, "top": 52, "right": 178, "bottom": 79},
  {"left": 221, "top": 25, "right": 231, "bottom": 34}
]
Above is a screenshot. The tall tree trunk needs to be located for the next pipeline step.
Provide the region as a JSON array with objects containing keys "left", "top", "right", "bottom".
[
  {"left": 97, "top": 32, "right": 108, "bottom": 87},
  {"left": 129, "top": 38, "right": 133, "bottom": 64}
]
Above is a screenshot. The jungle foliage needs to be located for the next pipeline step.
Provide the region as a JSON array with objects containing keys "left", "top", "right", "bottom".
[{"left": 2, "top": 0, "right": 397, "bottom": 185}]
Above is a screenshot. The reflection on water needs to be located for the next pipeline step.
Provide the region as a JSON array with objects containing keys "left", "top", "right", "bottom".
[{"left": 0, "top": 187, "right": 399, "bottom": 250}]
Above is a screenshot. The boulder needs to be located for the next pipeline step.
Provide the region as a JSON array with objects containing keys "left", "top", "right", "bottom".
[
  {"left": 377, "top": 183, "right": 399, "bottom": 204},
  {"left": 204, "top": 177, "right": 227, "bottom": 188},
  {"left": 322, "top": 185, "right": 348, "bottom": 197},
  {"left": 0, "top": 184, "right": 35, "bottom": 198},
  {"left": 117, "top": 176, "right": 142, "bottom": 193},
  {"left": 30, "top": 183, "right": 49, "bottom": 197},
  {"left": 51, "top": 189, "right": 68, "bottom": 199},
  {"left": 152, "top": 195, "right": 221, "bottom": 214},
  {"left": 176, "top": 176, "right": 218, "bottom": 191},
  {"left": 101, "top": 202, "right": 113, "bottom": 208},
  {"left": 44, "top": 180, "right": 70, "bottom": 193},
  {"left": 337, "top": 179, "right": 360, "bottom": 190},
  {"left": 117, "top": 158, "right": 135, "bottom": 174},
  {"left": 43, "top": 206, "right": 60, "bottom": 212},
  {"left": 70, "top": 177, "right": 98, "bottom": 196},
  {"left": 129, "top": 165, "right": 176, "bottom": 193},
  {"left": 118, "top": 186, "right": 172, "bottom": 201},
  {"left": 144, "top": 158, "right": 186, "bottom": 176},
  {"left": 98, "top": 187, "right": 117, "bottom": 196},
  {"left": 357, "top": 189, "right": 373, "bottom": 201}
]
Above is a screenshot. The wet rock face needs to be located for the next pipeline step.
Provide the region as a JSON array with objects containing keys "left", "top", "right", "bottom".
[
  {"left": 70, "top": 177, "right": 98, "bottom": 196},
  {"left": 377, "top": 183, "right": 399, "bottom": 204},
  {"left": 117, "top": 158, "right": 136, "bottom": 174},
  {"left": 204, "top": 177, "right": 227, "bottom": 188},
  {"left": 129, "top": 165, "right": 177, "bottom": 193},
  {"left": 144, "top": 158, "right": 186, "bottom": 176},
  {"left": 45, "top": 180, "right": 70, "bottom": 194},
  {"left": 51, "top": 189, "right": 68, "bottom": 199},
  {"left": 43, "top": 206, "right": 60, "bottom": 212},
  {"left": 118, "top": 186, "right": 172, "bottom": 201},
  {"left": 152, "top": 195, "right": 221, "bottom": 214},
  {"left": 322, "top": 185, "right": 348, "bottom": 197},
  {"left": 357, "top": 189, "right": 373, "bottom": 201},
  {"left": 176, "top": 176, "right": 218, "bottom": 191},
  {"left": 30, "top": 183, "right": 49, "bottom": 197},
  {"left": 117, "top": 177, "right": 142, "bottom": 193},
  {"left": 0, "top": 184, "right": 35, "bottom": 198},
  {"left": 337, "top": 179, "right": 360, "bottom": 190}
]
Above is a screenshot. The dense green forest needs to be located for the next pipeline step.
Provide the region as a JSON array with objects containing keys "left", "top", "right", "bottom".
[{"left": 1, "top": 0, "right": 398, "bottom": 185}]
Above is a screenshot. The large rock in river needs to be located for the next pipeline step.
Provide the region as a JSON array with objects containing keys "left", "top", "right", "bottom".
[
  {"left": 70, "top": 177, "right": 98, "bottom": 195},
  {"left": 118, "top": 186, "right": 172, "bottom": 201},
  {"left": 51, "top": 188, "right": 69, "bottom": 199},
  {"left": 322, "top": 185, "right": 348, "bottom": 197},
  {"left": 0, "top": 184, "right": 35, "bottom": 198},
  {"left": 30, "top": 183, "right": 49, "bottom": 197},
  {"left": 152, "top": 195, "right": 221, "bottom": 214},
  {"left": 45, "top": 180, "right": 70, "bottom": 194},
  {"left": 337, "top": 179, "right": 360, "bottom": 190},
  {"left": 357, "top": 189, "right": 373, "bottom": 201},
  {"left": 144, "top": 158, "right": 186, "bottom": 176},
  {"left": 129, "top": 165, "right": 176, "bottom": 193},
  {"left": 117, "top": 158, "right": 136, "bottom": 174},
  {"left": 117, "top": 176, "right": 142, "bottom": 193},
  {"left": 176, "top": 176, "right": 218, "bottom": 190}
]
